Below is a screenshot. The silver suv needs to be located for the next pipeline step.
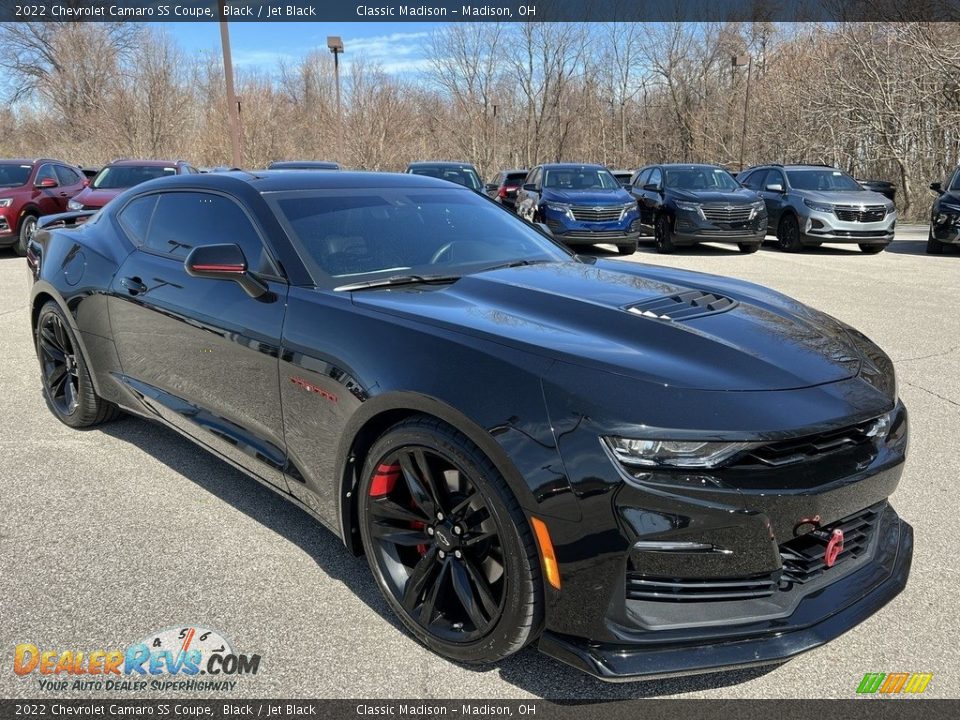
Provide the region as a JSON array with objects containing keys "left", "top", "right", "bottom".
[{"left": 738, "top": 164, "right": 896, "bottom": 253}]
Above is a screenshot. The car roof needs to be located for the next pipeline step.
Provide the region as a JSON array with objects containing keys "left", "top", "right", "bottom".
[
  {"left": 126, "top": 170, "right": 473, "bottom": 194},
  {"left": 0, "top": 158, "right": 60, "bottom": 165},
  {"left": 407, "top": 161, "right": 478, "bottom": 168},
  {"left": 539, "top": 163, "right": 607, "bottom": 170},
  {"left": 106, "top": 159, "right": 186, "bottom": 168},
  {"left": 654, "top": 163, "right": 725, "bottom": 169},
  {"left": 269, "top": 160, "right": 340, "bottom": 169}
]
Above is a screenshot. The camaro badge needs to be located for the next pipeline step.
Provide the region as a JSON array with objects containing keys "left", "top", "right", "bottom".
[{"left": 824, "top": 528, "right": 845, "bottom": 567}]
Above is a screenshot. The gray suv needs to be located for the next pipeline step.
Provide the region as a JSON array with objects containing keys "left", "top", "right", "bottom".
[{"left": 739, "top": 164, "right": 896, "bottom": 253}]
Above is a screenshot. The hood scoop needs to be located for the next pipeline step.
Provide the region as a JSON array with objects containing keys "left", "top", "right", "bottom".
[{"left": 627, "top": 290, "right": 738, "bottom": 322}]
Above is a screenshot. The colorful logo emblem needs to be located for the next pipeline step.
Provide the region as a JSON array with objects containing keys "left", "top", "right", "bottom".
[{"left": 857, "top": 673, "right": 933, "bottom": 695}]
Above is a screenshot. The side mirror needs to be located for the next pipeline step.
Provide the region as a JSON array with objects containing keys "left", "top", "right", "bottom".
[
  {"left": 522, "top": 183, "right": 536, "bottom": 192},
  {"left": 184, "top": 243, "right": 268, "bottom": 299},
  {"left": 765, "top": 183, "right": 785, "bottom": 193},
  {"left": 930, "top": 181, "right": 944, "bottom": 194},
  {"left": 643, "top": 183, "right": 661, "bottom": 192},
  {"left": 36, "top": 177, "right": 58, "bottom": 189},
  {"left": 82, "top": 179, "right": 90, "bottom": 188},
  {"left": 485, "top": 183, "right": 497, "bottom": 191},
  {"left": 535, "top": 222, "right": 553, "bottom": 237}
]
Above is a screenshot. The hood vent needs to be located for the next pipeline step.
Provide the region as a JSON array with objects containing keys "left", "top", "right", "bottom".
[{"left": 627, "top": 290, "right": 738, "bottom": 322}]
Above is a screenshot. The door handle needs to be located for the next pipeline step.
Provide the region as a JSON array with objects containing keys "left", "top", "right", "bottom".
[{"left": 120, "top": 277, "right": 147, "bottom": 296}]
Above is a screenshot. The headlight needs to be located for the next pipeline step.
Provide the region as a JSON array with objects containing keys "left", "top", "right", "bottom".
[
  {"left": 604, "top": 437, "right": 761, "bottom": 469},
  {"left": 67, "top": 199, "right": 84, "bottom": 211},
  {"left": 620, "top": 201, "right": 638, "bottom": 220},
  {"left": 674, "top": 201, "right": 704, "bottom": 219},
  {"left": 804, "top": 199, "right": 834, "bottom": 213},
  {"left": 0, "top": 198, "right": 12, "bottom": 208},
  {"left": 545, "top": 202, "right": 574, "bottom": 220}
]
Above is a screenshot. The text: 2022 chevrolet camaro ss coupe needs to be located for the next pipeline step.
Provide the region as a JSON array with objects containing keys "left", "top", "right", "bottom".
[{"left": 27, "top": 171, "right": 911, "bottom": 681}]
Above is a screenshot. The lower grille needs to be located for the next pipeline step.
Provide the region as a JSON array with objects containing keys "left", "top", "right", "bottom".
[
  {"left": 780, "top": 503, "right": 883, "bottom": 585},
  {"left": 570, "top": 205, "right": 623, "bottom": 222},
  {"left": 625, "top": 573, "right": 776, "bottom": 602},
  {"left": 701, "top": 204, "right": 754, "bottom": 222},
  {"left": 835, "top": 205, "right": 887, "bottom": 223}
]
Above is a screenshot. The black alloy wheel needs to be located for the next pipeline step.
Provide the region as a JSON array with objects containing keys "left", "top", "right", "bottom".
[
  {"left": 359, "top": 417, "right": 543, "bottom": 664},
  {"left": 859, "top": 244, "right": 886, "bottom": 254},
  {"left": 738, "top": 242, "right": 761, "bottom": 254},
  {"left": 926, "top": 232, "right": 945, "bottom": 255},
  {"left": 15, "top": 214, "right": 37, "bottom": 257},
  {"left": 777, "top": 214, "right": 803, "bottom": 252},
  {"left": 616, "top": 241, "right": 637, "bottom": 256},
  {"left": 35, "top": 302, "right": 119, "bottom": 427},
  {"left": 654, "top": 214, "right": 675, "bottom": 254}
]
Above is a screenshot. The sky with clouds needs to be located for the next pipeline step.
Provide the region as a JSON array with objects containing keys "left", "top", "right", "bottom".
[{"left": 159, "top": 22, "right": 444, "bottom": 76}]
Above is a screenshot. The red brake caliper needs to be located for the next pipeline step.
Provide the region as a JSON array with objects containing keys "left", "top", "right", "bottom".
[{"left": 370, "top": 463, "right": 427, "bottom": 556}]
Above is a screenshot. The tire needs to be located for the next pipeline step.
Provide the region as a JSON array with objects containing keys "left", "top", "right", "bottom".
[
  {"left": 927, "top": 233, "right": 945, "bottom": 255},
  {"left": 35, "top": 301, "right": 120, "bottom": 428},
  {"left": 859, "top": 244, "right": 886, "bottom": 254},
  {"left": 776, "top": 214, "right": 804, "bottom": 252},
  {"left": 15, "top": 213, "right": 37, "bottom": 257},
  {"left": 654, "top": 214, "right": 675, "bottom": 254},
  {"left": 616, "top": 241, "right": 637, "bottom": 256},
  {"left": 738, "top": 242, "right": 761, "bottom": 254},
  {"left": 358, "top": 415, "right": 543, "bottom": 665}
]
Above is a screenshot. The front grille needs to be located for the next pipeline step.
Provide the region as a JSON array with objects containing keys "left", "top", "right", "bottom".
[
  {"left": 625, "top": 573, "right": 776, "bottom": 602},
  {"left": 627, "top": 290, "right": 738, "bottom": 321},
  {"left": 780, "top": 503, "right": 883, "bottom": 586},
  {"left": 736, "top": 417, "right": 880, "bottom": 468},
  {"left": 570, "top": 205, "right": 623, "bottom": 222},
  {"left": 701, "top": 204, "right": 754, "bottom": 222},
  {"left": 835, "top": 205, "right": 887, "bottom": 223},
  {"left": 563, "top": 230, "right": 629, "bottom": 239}
]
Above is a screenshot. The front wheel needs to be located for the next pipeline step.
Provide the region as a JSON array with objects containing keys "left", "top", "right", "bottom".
[
  {"left": 776, "top": 214, "right": 804, "bottom": 252},
  {"left": 654, "top": 214, "right": 675, "bottom": 254},
  {"left": 358, "top": 416, "right": 543, "bottom": 665},
  {"left": 927, "top": 233, "right": 945, "bottom": 254},
  {"left": 859, "top": 244, "right": 887, "bottom": 254},
  {"left": 738, "top": 242, "right": 761, "bottom": 254},
  {"left": 15, "top": 214, "right": 37, "bottom": 257},
  {"left": 616, "top": 241, "right": 637, "bottom": 256}
]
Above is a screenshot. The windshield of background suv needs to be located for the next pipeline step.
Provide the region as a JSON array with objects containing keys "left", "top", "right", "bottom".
[
  {"left": 92, "top": 165, "right": 177, "bottom": 189},
  {"left": 408, "top": 166, "right": 483, "bottom": 191},
  {"left": 664, "top": 167, "right": 740, "bottom": 191},
  {"left": 271, "top": 187, "right": 570, "bottom": 279},
  {"left": 949, "top": 173, "right": 960, "bottom": 192},
  {"left": 786, "top": 169, "right": 863, "bottom": 192},
  {"left": 543, "top": 168, "right": 620, "bottom": 190},
  {"left": 0, "top": 163, "right": 32, "bottom": 187}
]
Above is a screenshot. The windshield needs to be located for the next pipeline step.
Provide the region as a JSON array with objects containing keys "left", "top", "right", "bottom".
[
  {"left": 93, "top": 165, "right": 177, "bottom": 190},
  {"left": 786, "top": 169, "right": 863, "bottom": 192},
  {"left": 408, "top": 165, "right": 482, "bottom": 191},
  {"left": 543, "top": 168, "right": 621, "bottom": 190},
  {"left": 0, "top": 163, "right": 32, "bottom": 187},
  {"left": 664, "top": 167, "right": 739, "bottom": 191},
  {"left": 270, "top": 187, "right": 570, "bottom": 280}
]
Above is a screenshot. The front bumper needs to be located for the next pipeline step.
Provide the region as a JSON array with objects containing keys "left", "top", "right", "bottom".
[
  {"left": 801, "top": 208, "right": 896, "bottom": 244},
  {"left": 539, "top": 505, "right": 912, "bottom": 681},
  {"left": 672, "top": 209, "right": 767, "bottom": 246},
  {"left": 543, "top": 206, "right": 641, "bottom": 246},
  {"left": 930, "top": 213, "right": 960, "bottom": 244}
]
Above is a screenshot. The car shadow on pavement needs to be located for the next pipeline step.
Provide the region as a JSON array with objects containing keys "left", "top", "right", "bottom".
[
  {"left": 99, "top": 414, "right": 781, "bottom": 699},
  {"left": 885, "top": 239, "right": 958, "bottom": 257}
]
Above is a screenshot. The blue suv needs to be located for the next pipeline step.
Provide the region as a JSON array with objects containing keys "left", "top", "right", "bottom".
[{"left": 515, "top": 164, "right": 641, "bottom": 254}]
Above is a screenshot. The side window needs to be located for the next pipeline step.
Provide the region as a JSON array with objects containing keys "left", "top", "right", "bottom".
[
  {"left": 144, "top": 192, "right": 276, "bottom": 276},
  {"left": 647, "top": 167, "right": 663, "bottom": 189},
  {"left": 633, "top": 168, "right": 651, "bottom": 188},
  {"left": 118, "top": 195, "right": 159, "bottom": 246},
  {"left": 765, "top": 169, "right": 786, "bottom": 189},
  {"left": 530, "top": 168, "right": 542, "bottom": 188},
  {"left": 55, "top": 165, "right": 82, "bottom": 186},
  {"left": 35, "top": 164, "right": 57, "bottom": 186}
]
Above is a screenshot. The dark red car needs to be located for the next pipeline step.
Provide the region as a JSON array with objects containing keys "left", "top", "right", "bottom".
[
  {"left": 0, "top": 158, "right": 86, "bottom": 255},
  {"left": 68, "top": 159, "right": 198, "bottom": 212}
]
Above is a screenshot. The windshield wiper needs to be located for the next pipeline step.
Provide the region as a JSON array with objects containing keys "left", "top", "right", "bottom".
[
  {"left": 334, "top": 273, "right": 462, "bottom": 292},
  {"left": 481, "top": 258, "right": 558, "bottom": 272}
]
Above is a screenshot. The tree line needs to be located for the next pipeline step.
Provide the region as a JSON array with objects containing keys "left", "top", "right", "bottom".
[{"left": 1, "top": 21, "right": 958, "bottom": 219}]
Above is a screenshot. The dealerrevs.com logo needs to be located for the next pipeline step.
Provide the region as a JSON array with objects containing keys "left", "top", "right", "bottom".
[
  {"left": 13, "top": 626, "right": 261, "bottom": 692},
  {"left": 856, "top": 673, "right": 934, "bottom": 696}
]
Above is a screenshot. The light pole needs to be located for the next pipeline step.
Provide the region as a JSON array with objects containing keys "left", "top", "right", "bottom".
[
  {"left": 732, "top": 53, "right": 753, "bottom": 172},
  {"left": 219, "top": 5, "right": 243, "bottom": 168},
  {"left": 327, "top": 35, "right": 344, "bottom": 161}
]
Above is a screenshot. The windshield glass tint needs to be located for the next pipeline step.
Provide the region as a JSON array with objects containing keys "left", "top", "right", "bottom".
[
  {"left": 93, "top": 165, "right": 177, "bottom": 189},
  {"left": 664, "top": 167, "right": 739, "bottom": 191},
  {"left": 409, "top": 166, "right": 482, "bottom": 191},
  {"left": 0, "top": 164, "right": 32, "bottom": 187},
  {"left": 272, "top": 188, "right": 569, "bottom": 279},
  {"left": 786, "top": 170, "right": 862, "bottom": 192},
  {"left": 543, "top": 168, "right": 620, "bottom": 190}
]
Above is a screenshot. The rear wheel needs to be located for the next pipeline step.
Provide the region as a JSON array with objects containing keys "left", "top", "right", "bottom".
[
  {"left": 35, "top": 301, "right": 119, "bottom": 427},
  {"left": 859, "top": 244, "right": 886, "bottom": 254},
  {"left": 738, "top": 242, "right": 760, "bottom": 254},
  {"left": 776, "top": 214, "right": 803, "bottom": 252},
  {"left": 654, "top": 214, "right": 675, "bottom": 254},
  {"left": 15, "top": 214, "right": 37, "bottom": 257},
  {"left": 358, "top": 417, "right": 543, "bottom": 665},
  {"left": 927, "top": 233, "right": 945, "bottom": 255}
]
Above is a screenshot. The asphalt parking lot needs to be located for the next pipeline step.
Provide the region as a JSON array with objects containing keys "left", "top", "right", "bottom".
[{"left": 1, "top": 226, "right": 958, "bottom": 700}]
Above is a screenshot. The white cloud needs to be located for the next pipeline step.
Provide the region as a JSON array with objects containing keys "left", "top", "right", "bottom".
[{"left": 231, "top": 49, "right": 297, "bottom": 69}]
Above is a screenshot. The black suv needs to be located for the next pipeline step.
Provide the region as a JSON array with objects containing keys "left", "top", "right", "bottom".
[
  {"left": 928, "top": 167, "right": 960, "bottom": 254},
  {"left": 630, "top": 163, "right": 767, "bottom": 254},
  {"left": 484, "top": 169, "right": 528, "bottom": 211},
  {"left": 405, "top": 161, "right": 484, "bottom": 193}
]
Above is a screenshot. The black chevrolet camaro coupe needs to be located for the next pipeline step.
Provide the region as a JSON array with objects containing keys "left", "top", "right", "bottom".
[{"left": 27, "top": 171, "right": 912, "bottom": 681}]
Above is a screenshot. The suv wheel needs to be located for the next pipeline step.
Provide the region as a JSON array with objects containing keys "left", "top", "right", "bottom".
[
  {"left": 859, "top": 244, "right": 886, "bottom": 254},
  {"left": 927, "top": 233, "right": 945, "bottom": 255},
  {"left": 15, "top": 214, "right": 37, "bottom": 257},
  {"left": 616, "top": 241, "right": 637, "bottom": 256},
  {"left": 776, "top": 214, "right": 803, "bottom": 252},
  {"left": 738, "top": 242, "right": 760, "bottom": 254},
  {"left": 654, "top": 215, "right": 675, "bottom": 254}
]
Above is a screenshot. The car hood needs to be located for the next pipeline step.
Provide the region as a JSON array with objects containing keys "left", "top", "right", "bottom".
[
  {"left": 937, "top": 191, "right": 960, "bottom": 208},
  {"left": 541, "top": 189, "right": 633, "bottom": 205},
  {"left": 668, "top": 188, "right": 760, "bottom": 204},
  {"left": 73, "top": 187, "right": 123, "bottom": 208},
  {"left": 353, "top": 260, "right": 862, "bottom": 392},
  {"left": 795, "top": 189, "right": 891, "bottom": 206}
]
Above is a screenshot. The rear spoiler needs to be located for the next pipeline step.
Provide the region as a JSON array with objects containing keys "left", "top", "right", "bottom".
[{"left": 37, "top": 210, "right": 98, "bottom": 231}]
